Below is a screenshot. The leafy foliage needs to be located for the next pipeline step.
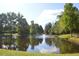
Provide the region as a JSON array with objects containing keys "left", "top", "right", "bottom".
[
  {"left": 51, "top": 3, "right": 79, "bottom": 34},
  {"left": 45, "top": 22, "right": 52, "bottom": 34},
  {"left": 30, "top": 20, "right": 43, "bottom": 35}
]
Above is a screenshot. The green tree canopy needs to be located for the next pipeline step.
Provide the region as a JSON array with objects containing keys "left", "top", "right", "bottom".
[{"left": 51, "top": 3, "right": 79, "bottom": 34}]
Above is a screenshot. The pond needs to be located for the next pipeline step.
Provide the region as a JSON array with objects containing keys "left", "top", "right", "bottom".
[
  {"left": 15, "top": 34, "right": 79, "bottom": 54},
  {"left": 26, "top": 34, "right": 60, "bottom": 54},
  {"left": 1, "top": 34, "right": 79, "bottom": 54}
]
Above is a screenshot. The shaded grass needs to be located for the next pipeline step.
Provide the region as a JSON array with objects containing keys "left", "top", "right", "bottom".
[
  {"left": 58, "top": 34, "right": 71, "bottom": 39},
  {"left": 0, "top": 49, "right": 79, "bottom": 56},
  {"left": 58, "top": 34, "right": 79, "bottom": 45},
  {"left": 68, "top": 37, "right": 79, "bottom": 45}
]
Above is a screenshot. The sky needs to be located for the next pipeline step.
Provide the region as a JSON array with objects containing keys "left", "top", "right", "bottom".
[{"left": 0, "top": 0, "right": 79, "bottom": 29}]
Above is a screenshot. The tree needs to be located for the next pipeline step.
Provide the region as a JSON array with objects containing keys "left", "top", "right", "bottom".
[
  {"left": 34, "top": 24, "right": 43, "bottom": 34},
  {"left": 17, "top": 14, "right": 29, "bottom": 35},
  {"left": 30, "top": 20, "right": 43, "bottom": 35},
  {"left": 30, "top": 20, "right": 36, "bottom": 34},
  {"left": 51, "top": 21, "right": 60, "bottom": 34},
  {"left": 45, "top": 22, "right": 52, "bottom": 34},
  {"left": 39, "top": 25, "right": 44, "bottom": 34},
  {"left": 51, "top": 3, "right": 79, "bottom": 34}
]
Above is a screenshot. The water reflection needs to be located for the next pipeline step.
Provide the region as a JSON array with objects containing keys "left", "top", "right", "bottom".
[
  {"left": 53, "top": 37, "right": 79, "bottom": 53},
  {"left": 0, "top": 35, "right": 16, "bottom": 49},
  {"left": 1, "top": 34, "right": 79, "bottom": 54},
  {"left": 29, "top": 35, "right": 43, "bottom": 50},
  {"left": 27, "top": 35, "right": 59, "bottom": 53},
  {"left": 45, "top": 38, "right": 53, "bottom": 46},
  {"left": 16, "top": 35, "right": 29, "bottom": 51}
]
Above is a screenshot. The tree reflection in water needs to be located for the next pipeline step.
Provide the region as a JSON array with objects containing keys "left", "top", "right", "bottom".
[
  {"left": 52, "top": 37, "right": 79, "bottom": 53},
  {"left": 45, "top": 38, "right": 53, "bottom": 46},
  {"left": 1, "top": 34, "right": 79, "bottom": 54},
  {"left": 16, "top": 35, "right": 30, "bottom": 51},
  {"left": 29, "top": 35, "right": 43, "bottom": 50},
  {"left": 16, "top": 35, "right": 43, "bottom": 51}
]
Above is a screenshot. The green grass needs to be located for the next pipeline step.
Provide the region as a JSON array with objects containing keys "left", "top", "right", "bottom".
[
  {"left": 0, "top": 49, "right": 79, "bottom": 56},
  {"left": 58, "top": 34, "right": 71, "bottom": 39},
  {"left": 58, "top": 34, "right": 79, "bottom": 45}
]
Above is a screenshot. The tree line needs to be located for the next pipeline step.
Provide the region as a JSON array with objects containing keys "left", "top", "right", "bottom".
[
  {"left": 45, "top": 3, "right": 79, "bottom": 35},
  {"left": 0, "top": 12, "right": 43, "bottom": 36}
]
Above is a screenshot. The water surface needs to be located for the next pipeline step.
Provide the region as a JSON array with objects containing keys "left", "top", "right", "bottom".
[{"left": 1, "top": 34, "right": 79, "bottom": 54}]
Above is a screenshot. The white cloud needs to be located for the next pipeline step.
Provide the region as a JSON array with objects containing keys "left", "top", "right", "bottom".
[
  {"left": 35, "top": 9, "right": 63, "bottom": 29},
  {"left": 0, "top": 0, "right": 64, "bottom": 29}
]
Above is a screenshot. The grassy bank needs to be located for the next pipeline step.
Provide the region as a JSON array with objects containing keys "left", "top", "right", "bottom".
[
  {"left": 58, "top": 34, "right": 71, "bottom": 39},
  {"left": 0, "top": 49, "right": 79, "bottom": 56},
  {"left": 58, "top": 34, "right": 79, "bottom": 45}
]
